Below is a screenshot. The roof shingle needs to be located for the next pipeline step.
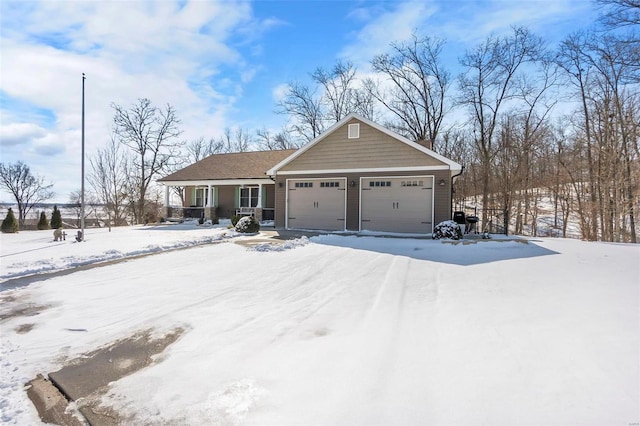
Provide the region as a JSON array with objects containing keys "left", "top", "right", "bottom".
[{"left": 159, "top": 149, "right": 297, "bottom": 182}]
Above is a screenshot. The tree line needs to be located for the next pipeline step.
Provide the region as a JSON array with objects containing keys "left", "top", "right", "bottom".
[
  {"left": 2, "top": 0, "right": 637, "bottom": 241},
  {"left": 270, "top": 1, "right": 639, "bottom": 242}
]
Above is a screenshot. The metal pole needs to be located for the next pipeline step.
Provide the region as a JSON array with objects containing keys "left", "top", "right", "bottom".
[{"left": 80, "top": 73, "right": 86, "bottom": 242}]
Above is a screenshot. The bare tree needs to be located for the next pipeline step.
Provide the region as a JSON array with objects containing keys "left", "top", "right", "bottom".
[
  {"left": 509, "top": 60, "right": 560, "bottom": 235},
  {"left": 255, "top": 128, "right": 299, "bottom": 150},
  {"left": 216, "top": 127, "right": 254, "bottom": 153},
  {"left": 556, "top": 30, "right": 639, "bottom": 242},
  {"left": 89, "top": 136, "right": 131, "bottom": 226},
  {"left": 69, "top": 190, "right": 97, "bottom": 228},
  {"left": 367, "top": 34, "right": 452, "bottom": 149},
  {"left": 556, "top": 31, "right": 601, "bottom": 239},
  {"left": 597, "top": 0, "right": 640, "bottom": 27},
  {"left": 312, "top": 60, "right": 375, "bottom": 122},
  {"left": 276, "top": 82, "right": 324, "bottom": 143},
  {"left": 111, "top": 98, "right": 182, "bottom": 224},
  {"left": 458, "top": 26, "right": 545, "bottom": 225},
  {"left": 277, "top": 61, "right": 375, "bottom": 144},
  {"left": 186, "top": 136, "right": 224, "bottom": 161},
  {"left": 164, "top": 137, "right": 226, "bottom": 206},
  {"left": 588, "top": 35, "right": 638, "bottom": 242},
  {"left": 597, "top": 0, "right": 640, "bottom": 81},
  {"left": 0, "top": 161, "right": 54, "bottom": 228}
]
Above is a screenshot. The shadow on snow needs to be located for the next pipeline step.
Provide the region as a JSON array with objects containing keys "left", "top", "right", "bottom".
[{"left": 310, "top": 235, "right": 559, "bottom": 266}]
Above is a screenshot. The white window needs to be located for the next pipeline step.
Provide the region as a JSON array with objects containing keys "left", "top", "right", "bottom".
[
  {"left": 369, "top": 181, "right": 392, "bottom": 187},
  {"left": 194, "top": 188, "right": 209, "bottom": 207},
  {"left": 348, "top": 123, "right": 360, "bottom": 139},
  {"left": 240, "top": 187, "right": 259, "bottom": 207},
  {"left": 320, "top": 181, "right": 340, "bottom": 188}
]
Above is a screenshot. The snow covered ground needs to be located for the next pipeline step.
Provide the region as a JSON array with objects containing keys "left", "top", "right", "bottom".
[
  {"left": 0, "top": 224, "right": 638, "bottom": 425},
  {"left": 0, "top": 220, "right": 237, "bottom": 282}
]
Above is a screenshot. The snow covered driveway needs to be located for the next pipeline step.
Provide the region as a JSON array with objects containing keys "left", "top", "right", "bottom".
[{"left": 1, "top": 229, "right": 638, "bottom": 425}]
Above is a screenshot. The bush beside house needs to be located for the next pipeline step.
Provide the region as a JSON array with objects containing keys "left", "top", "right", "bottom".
[
  {"left": 432, "top": 220, "right": 463, "bottom": 240},
  {"left": 235, "top": 216, "right": 260, "bottom": 233}
]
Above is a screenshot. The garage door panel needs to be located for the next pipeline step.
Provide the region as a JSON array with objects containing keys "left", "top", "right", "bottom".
[
  {"left": 287, "top": 179, "right": 346, "bottom": 231},
  {"left": 361, "top": 177, "right": 433, "bottom": 234}
]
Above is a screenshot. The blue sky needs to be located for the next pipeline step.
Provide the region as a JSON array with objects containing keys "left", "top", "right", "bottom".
[{"left": 0, "top": 0, "right": 599, "bottom": 203}]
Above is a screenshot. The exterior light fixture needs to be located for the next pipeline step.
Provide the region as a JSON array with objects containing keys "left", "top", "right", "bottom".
[
  {"left": 350, "top": 180, "right": 356, "bottom": 187},
  {"left": 439, "top": 179, "right": 447, "bottom": 186}
]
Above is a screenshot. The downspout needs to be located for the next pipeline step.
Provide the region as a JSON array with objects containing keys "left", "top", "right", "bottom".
[{"left": 451, "top": 166, "right": 464, "bottom": 219}]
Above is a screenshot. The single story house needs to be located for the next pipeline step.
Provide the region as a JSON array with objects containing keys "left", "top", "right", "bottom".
[{"left": 159, "top": 113, "right": 462, "bottom": 234}]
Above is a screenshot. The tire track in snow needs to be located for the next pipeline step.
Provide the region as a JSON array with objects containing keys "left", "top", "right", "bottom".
[
  {"left": 219, "top": 252, "right": 385, "bottom": 344},
  {"left": 363, "top": 255, "right": 410, "bottom": 331},
  {"left": 342, "top": 255, "right": 412, "bottom": 413}
]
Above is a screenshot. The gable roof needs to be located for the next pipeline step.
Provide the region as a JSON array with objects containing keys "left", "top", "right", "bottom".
[
  {"left": 266, "top": 113, "right": 462, "bottom": 175},
  {"left": 159, "top": 149, "right": 297, "bottom": 182}
]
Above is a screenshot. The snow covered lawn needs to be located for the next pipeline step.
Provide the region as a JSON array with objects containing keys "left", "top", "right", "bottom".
[
  {"left": 0, "top": 221, "right": 236, "bottom": 282},
  {"left": 1, "top": 226, "right": 638, "bottom": 425}
]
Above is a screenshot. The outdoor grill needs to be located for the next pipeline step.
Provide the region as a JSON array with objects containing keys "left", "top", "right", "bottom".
[
  {"left": 453, "top": 211, "right": 479, "bottom": 234},
  {"left": 465, "top": 215, "right": 479, "bottom": 234}
]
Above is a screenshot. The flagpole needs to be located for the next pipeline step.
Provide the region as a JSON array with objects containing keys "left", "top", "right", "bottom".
[{"left": 80, "top": 73, "right": 86, "bottom": 242}]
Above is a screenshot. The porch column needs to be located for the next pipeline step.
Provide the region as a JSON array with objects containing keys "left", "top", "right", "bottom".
[
  {"left": 256, "top": 184, "right": 263, "bottom": 208},
  {"left": 163, "top": 186, "right": 172, "bottom": 218},
  {"left": 254, "top": 184, "right": 263, "bottom": 222},
  {"left": 204, "top": 184, "right": 216, "bottom": 222}
]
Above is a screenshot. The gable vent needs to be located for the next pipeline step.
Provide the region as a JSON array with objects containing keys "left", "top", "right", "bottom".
[{"left": 348, "top": 123, "right": 360, "bottom": 139}]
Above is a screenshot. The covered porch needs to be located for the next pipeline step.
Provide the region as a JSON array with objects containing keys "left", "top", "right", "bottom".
[{"left": 161, "top": 178, "right": 277, "bottom": 223}]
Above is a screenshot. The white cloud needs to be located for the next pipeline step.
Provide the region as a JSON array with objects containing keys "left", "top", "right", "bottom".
[
  {"left": 338, "top": 0, "right": 594, "bottom": 71},
  {"left": 271, "top": 83, "right": 290, "bottom": 103},
  {"left": 340, "top": 1, "right": 437, "bottom": 66},
  {"left": 33, "top": 135, "right": 66, "bottom": 156},
  {"left": 425, "top": 0, "right": 594, "bottom": 45},
  {"left": 0, "top": 0, "right": 271, "bottom": 202},
  {"left": 0, "top": 122, "right": 47, "bottom": 147}
]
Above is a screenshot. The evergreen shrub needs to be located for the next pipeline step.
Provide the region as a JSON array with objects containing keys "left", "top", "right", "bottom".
[
  {"left": 51, "top": 205, "right": 62, "bottom": 229},
  {"left": 432, "top": 220, "right": 463, "bottom": 240},
  {"left": 37, "top": 211, "right": 50, "bottom": 230},
  {"left": 1, "top": 208, "right": 19, "bottom": 233},
  {"left": 235, "top": 216, "right": 260, "bottom": 233}
]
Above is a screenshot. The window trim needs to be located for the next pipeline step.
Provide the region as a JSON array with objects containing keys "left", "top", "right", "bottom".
[
  {"left": 239, "top": 186, "right": 259, "bottom": 208},
  {"left": 348, "top": 123, "right": 360, "bottom": 139},
  {"left": 193, "top": 187, "right": 209, "bottom": 207}
]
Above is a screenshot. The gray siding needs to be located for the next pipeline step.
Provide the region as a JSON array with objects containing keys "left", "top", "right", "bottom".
[
  {"left": 280, "top": 118, "right": 446, "bottom": 172},
  {"left": 217, "top": 186, "right": 236, "bottom": 218}
]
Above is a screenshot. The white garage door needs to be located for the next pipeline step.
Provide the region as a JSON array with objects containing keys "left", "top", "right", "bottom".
[
  {"left": 360, "top": 176, "right": 434, "bottom": 233},
  {"left": 287, "top": 179, "right": 346, "bottom": 231}
]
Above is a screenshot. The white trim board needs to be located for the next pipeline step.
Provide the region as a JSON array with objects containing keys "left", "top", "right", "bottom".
[
  {"left": 159, "top": 179, "right": 275, "bottom": 187},
  {"left": 276, "top": 165, "right": 451, "bottom": 175}
]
